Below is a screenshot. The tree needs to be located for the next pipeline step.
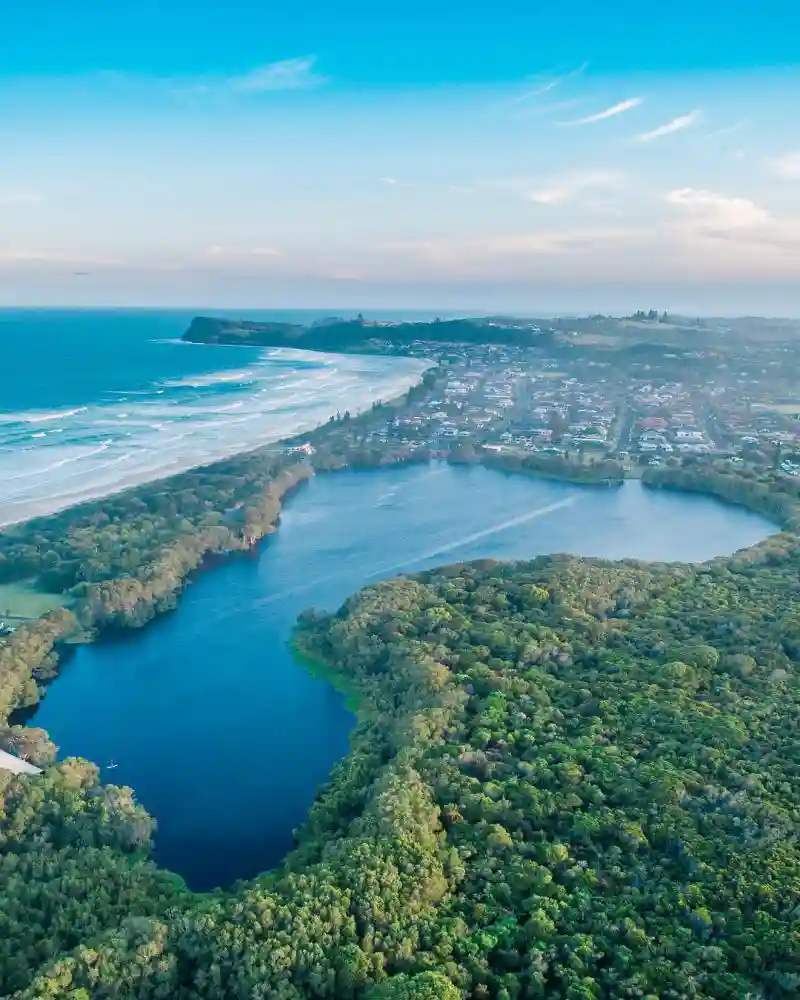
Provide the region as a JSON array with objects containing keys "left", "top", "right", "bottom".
[{"left": 367, "top": 973, "right": 462, "bottom": 1000}]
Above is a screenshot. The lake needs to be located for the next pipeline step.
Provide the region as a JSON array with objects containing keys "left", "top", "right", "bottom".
[{"left": 27, "top": 463, "right": 775, "bottom": 889}]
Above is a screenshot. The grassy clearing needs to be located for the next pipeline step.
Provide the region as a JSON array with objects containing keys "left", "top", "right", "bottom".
[
  {"left": 566, "top": 333, "right": 624, "bottom": 346},
  {"left": 0, "top": 582, "right": 67, "bottom": 620},
  {"left": 619, "top": 320, "right": 685, "bottom": 331},
  {"left": 290, "top": 635, "right": 362, "bottom": 713},
  {"left": 752, "top": 402, "right": 800, "bottom": 415}
]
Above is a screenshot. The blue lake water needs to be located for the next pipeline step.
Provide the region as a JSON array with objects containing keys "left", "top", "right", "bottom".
[{"left": 27, "top": 463, "right": 775, "bottom": 890}]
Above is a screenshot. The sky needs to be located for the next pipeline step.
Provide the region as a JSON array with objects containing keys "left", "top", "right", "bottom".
[{"left": 1, "top": 0, "right": 800, "bottom": 314}]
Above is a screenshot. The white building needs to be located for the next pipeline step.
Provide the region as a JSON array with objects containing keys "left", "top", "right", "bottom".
[{"left": 0, "top": 748, "right": 41, "bottom": 775}]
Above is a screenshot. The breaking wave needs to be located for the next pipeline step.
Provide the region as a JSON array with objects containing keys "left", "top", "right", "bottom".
[{"left": 0, "top": 348, "right": 431, "bottom": 527}]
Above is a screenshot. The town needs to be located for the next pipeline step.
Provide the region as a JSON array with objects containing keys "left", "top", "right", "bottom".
[{"left": 291, "top": 318, "right": 800, "bottom": 481}]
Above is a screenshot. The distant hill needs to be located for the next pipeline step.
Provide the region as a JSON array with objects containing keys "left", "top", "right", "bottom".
[
  {"left": 183, "top": 312, "right": 800, "bottom": 358},
  {"left": 182, "top": 315, "right": 551, "bottom": 352}
]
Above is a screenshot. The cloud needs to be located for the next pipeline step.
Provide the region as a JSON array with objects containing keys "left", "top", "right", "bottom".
[
  {"left": 164, "top": 56, "right": 326, "bottom": 99},
  {"left": 509, "top": 97, "right": 588, "bottom": 120},
  {"left": 206, "top": 245, "right": 281, "bottom": 259},
  {"left": 768, "top": 151, "right": 800, "bottom": 180},
  {"left": 663, "top": 188, "right": 800, "bottom": 267},
  {"left": 562, "top": 97, "right": 643, "bottom": 125},
  {"left": 509, "top": 63, "right": 589, "bottom": 103},
  {"left": 227, "top": 56, "right": 326, "bottom": 93},
  {"left": 637, "top": 110, "right": 701, "bottom": 141},
  {"left": 380, "top": 177, "right": 414, "bottom": 188},
  {"left": 529, "top": 170, "right": 621, "bottom": 205},
  {"left": 0, "top": 250, "right": 123, "bottom": 266},
  {"left": 704, "top": 118, "right": 750, "bottom": 140},
  {"left": 666, "top": 188, "right": 771, "bottom": 230},
  {"left": 382, "top": 227, "right": 644, "bottom": 267},
  {"left": 0, "top": 192, "right": 46, "bottom": 207}
]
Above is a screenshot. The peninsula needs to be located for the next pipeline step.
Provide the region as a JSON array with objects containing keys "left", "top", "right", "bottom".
[{"left": 183, "top": 314, "right": 550, "bottom": 351}]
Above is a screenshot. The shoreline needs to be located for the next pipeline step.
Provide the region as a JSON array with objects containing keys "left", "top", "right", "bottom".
[
  {"left": 2, "top": 448, "right": 792, "bottom": 907},
  {"left": 2, "top": 452, "right": 791, "bottom": 720},
  {"left": 0, "top": 357, "right": 433, "bottom": 531},
  {"left": 0, "top": 360, "right": 440, "bottom": 721},
  {"left": 7, "top": 457, "right": 787, "bottom": 723},
  {"left": 2, "top": 347, "right": 796, "bottom": 741},
  {"left": 289, "top": 635, "right": 363, "bottom": 714}
]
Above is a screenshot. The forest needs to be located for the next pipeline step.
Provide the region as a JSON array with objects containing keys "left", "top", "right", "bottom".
[
  {"left": 1, "top": 387, "right": 800, "bottom": 999},
  {"left": 474, "top": 450, "right": 625, "bottom": 487},
  {"left": 1, "top": 464, "right": 799, "bottom": 996}
]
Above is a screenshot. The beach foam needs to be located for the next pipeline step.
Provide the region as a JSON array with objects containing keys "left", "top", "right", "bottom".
[{"left": 0, "top": 348, "right": 431, "bottom": 527}]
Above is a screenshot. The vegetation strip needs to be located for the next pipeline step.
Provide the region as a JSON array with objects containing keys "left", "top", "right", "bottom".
[{"left": 1, "top": 363, "right": 800, "bottom": 997}]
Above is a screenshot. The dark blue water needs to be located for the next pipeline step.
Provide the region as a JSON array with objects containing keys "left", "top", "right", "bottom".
[{"left": 28, "top": 464, "right": 774, "bottom": 890}]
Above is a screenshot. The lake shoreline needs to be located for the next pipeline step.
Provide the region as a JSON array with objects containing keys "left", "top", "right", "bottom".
[
  {"left": 11, "top": 462, "right": 782, "bottom": 890},
  {"left": 2, "top": 449, "right": 792, "bottom": 729}
]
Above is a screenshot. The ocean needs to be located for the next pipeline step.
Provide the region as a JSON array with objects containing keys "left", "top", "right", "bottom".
[{"left": 0, "top": 309, "right": 431, "bottom": 526}]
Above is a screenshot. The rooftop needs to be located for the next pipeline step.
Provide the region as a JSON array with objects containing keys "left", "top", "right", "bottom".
[{"left": 0, "top": 748, "right": 41, "bottom": 775}]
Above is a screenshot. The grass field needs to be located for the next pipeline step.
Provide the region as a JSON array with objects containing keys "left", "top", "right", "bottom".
[
  {"left": 752, "top": 403, "right": 800, "bottom": 415},
  {"left": 619, "top": 320, "right": 685, "bottom": 331},
  {"left": 0, "top": 582, "right": 67, "bottom": 620},
  {"left": 565, "top": 333, "right": 624, "bottom": 346}
]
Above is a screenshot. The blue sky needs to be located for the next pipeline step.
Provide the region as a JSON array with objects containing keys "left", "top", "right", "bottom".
[{"left": 2, "top": 0, "right": 800, "bottom": 312}]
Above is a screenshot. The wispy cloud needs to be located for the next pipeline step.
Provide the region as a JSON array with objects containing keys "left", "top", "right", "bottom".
[
  {"left": 666, "top": 188, "right": 771, "bottom": 230},
  {"left": 0, "top": 192, "right": 46, "bottom": 207},
  {"left": 704, "top": 118, "right": 750, "bottom": 140},
  {"left": 206, "top": 245, "right": 281, "bottom": 259},
  {"left": 510, "top": 62, "right": 589, "bottom": 103},
  {"left": 227, "top": 56, "right": 326, "bottom": 93},
  {"left": 664, "top": 187, "right": 800, "bottom": 259},
  {"left": 529, "top": 170, "right": 621, "bottom": 205},
  {"left": 768, "top": 151, "right": 800, "bottom": 180},
  {"left": 637, "top": 110, "right": 701, "bottom": 141},
  {"left": 380, "top": 177, "right": 415, "bottom": 189},
  {"left": 0, "top": 249, "right": 123, "bottom": 266},
  {"left": 510, "top": 97, "right": 587, "bottom": 120},
  {"left": 382, "top": 227, "right": 645, "bottom": 268},
  {"left": 562, "top": 97, "right": 643, "bottom": 125},
  {"left": 167, "top": 56, "right": 326, "bottom": 99}
]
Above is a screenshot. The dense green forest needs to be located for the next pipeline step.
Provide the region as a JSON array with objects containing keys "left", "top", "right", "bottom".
[
  {"left": 2, "top": 424, "right": 800, "bottom": 997},
  {"left": 474, "top": 450, "right": 625, "bottom": 487},
  {"left": 643, "top": 463, "right": 800, "bottom": 532},
  {"left": 4, "top": 522, "right": 800, "bottom": 998}
]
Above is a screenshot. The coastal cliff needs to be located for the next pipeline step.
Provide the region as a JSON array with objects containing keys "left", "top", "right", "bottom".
[{"left": 184, "top": 316, "right": 307, "bottom": 346}]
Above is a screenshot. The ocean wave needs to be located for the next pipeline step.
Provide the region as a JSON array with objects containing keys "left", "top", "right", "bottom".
[
  {"left": 0, "top": 353, "right": 433, "bottom": 527},
  {"left": 164, "top": 371, "right": 255, "bottom": 388},
  {"left": 1, "top": 441, "right": 113, "bottom": 487},
  {"left": 0, "top": 406, "right": 87, "bottom": 424}
]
